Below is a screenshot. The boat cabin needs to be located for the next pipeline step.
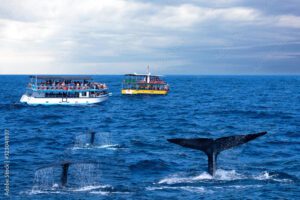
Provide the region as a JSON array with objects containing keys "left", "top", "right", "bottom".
[
  {"left": 27, "top": 75, "right": 108, "bottom": 98},
  {"left": 121, "top": 67, "right": 169, "bottom": 95}
]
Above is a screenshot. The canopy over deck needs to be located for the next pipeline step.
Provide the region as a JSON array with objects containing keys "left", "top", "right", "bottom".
[{"left": 29, "top": 75, "right": 92, "bottom": 80}]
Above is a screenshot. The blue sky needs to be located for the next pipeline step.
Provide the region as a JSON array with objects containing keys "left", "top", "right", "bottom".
[{"left": 0, "top": 0, "right": 299, "bottom": 75}]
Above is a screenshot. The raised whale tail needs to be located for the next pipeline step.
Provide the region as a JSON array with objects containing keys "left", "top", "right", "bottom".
[
  {"left": 60, "top": 161, "right": 99, "bottom": 187},
  {"left": 167, "top": 131, "right": 267, "bottom": 176},
  {"left": 37, "top": 161, "right": 99, "bottom": 187},
  {"left": 61, "top": 162, "right": 70, "bottom": 187}
]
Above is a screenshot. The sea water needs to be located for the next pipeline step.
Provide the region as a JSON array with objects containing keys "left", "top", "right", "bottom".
[{"left": 0, "top": 75, "right": 299, "bottom": 199}]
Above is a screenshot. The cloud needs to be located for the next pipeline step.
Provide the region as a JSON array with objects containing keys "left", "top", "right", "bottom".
[
  {"left": 0, "top": 19, "right": 57, "bottom": 41},
  {"left": 148, "top": 5, "right": 260, "bottom": 28},
  {"left": 277, "top": 15, "right": 300, "bottom": 29},
  {"left": 0, "top": 0, "right": 299, "bottom": 74}
]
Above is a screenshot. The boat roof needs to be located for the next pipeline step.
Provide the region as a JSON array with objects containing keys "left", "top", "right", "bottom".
[
  {"left": 29, "top": 75, "right": 92, "bottom": 80},
  {"left": 124, "top": 73, "right": 162, "bottom": 77}
]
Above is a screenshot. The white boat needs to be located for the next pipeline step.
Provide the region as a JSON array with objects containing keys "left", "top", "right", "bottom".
[{"left": 20, "top": 75, "right": 109, "bottom": 105}]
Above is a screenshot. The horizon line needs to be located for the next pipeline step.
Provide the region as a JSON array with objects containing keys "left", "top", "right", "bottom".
[{"left": 1, "top": 73, "right": 300, "bottom": 76}]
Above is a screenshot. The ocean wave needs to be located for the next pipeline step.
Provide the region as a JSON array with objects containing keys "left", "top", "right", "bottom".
[
  {"left": 158, "top": 169, "right": 295, "bottom": 184},
  {"left": 80, "top": 185, "right": 132, "bottom": 195},
  {"left": 47, "top": 121, "right": 70, "bottom": 126},
  {"left": 25, "top": 184, "right": 112, "bottom": 195},
  {"left": 90, "top": 191, "right": 131, "bottom": 195},
  {"left": 146, "top": 186, "right": 209, "bottom": 193},
  {"left": 72, "top": 144, "right": 121, "bottom": 150},
  {"left": 254, "top": 171, "right": 297, "bottom": 183},
  {"left": 71, "top": 185, "right": 111, "bottom": 192},
  {"left": 25, "top": 184, "right": 66, "bottom": 195},
  {"left": 158, "top": 169, "right": 242, "bottom": 184},
  {"left": 214, "top": 185, "right": 264, "bottom": 189},
  {"left": 130, "top": 139, "right": 158, "bottom": 148},
  {"left": 130, "top": 159, "right": 169, "bottom": 171},
  {"left": 0, "top": 103, "right": 27, "bottom": 111},
  {"left": 206, "top": 109, "right": 293, "bottom": 119},
  {"left": 40, "top": 114, "right": 62, "bottom": 120},
  {"left": 95, "top": 144, "right": 121, "bottom": 150},
  {"left": 26, "top": 190, "right": 66, "bottom": 195},
  {"left": 89, "top": 191, "right": 111, "bottom": 195}
]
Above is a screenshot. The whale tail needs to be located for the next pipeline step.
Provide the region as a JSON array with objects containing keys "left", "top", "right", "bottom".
[
  {"left": 90, "top": 131, "right": 96, "bottom": 145},
  {"left": 38, "top": 161, "right": 99, "bottom": 187},
  {"left": 168, "top": 131, "right": 267, "bottom": 176}
]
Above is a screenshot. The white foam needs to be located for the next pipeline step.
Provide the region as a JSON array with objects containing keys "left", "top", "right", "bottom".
[
  {"left": 214, "top": 169, "right": 245, "bottom": 180},
  {"left": 227, "top": 185, "right": 263, "bottom": 189},
  {"left": 158, "top": 169, "right": 244, "bottom": 184},
  {"left": 27, "top": 189, "right": 65, "bottom": 195},
  {"left": 72, "top": 144, "right": 120, "bottom": 150},
  {"left": 158, "top": 172, "right": 211, "bottom": 184},
  {"left": 253, "top": 171, "right": 293, "bottom": 183},
  {"left": 158, "top": 170, "right": 293, "bottom": 185},
  {"left": 90, "top": 191, "right": 131, "bottom": 195},
  {"left": 90, "top": 191, "right": 110, "bottom": 195},
  {"left": 72, "top": 185, "right": 110, "bottom": 192},
  {"left": 214, "top": 185, "right": 263, "bottom": 190},
  {"left": 255, "top": 171, "right": 272, "bottom": 180},
  {"left": 182, "top": 186, "right": 209, "bottom": 193},
  {"left": 146, "top": 186, "right": 209, "bottom": 193},
  {"left": 24, "top": 185, "right": 112, "bottom": 195},
  {"left": 95, "top": 144, "right": 120, "bottom": 150}
]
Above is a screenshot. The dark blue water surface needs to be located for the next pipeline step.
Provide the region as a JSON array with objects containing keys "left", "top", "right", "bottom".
[{"left": 0, "top": 75, "right": 300, "bottom": 199}]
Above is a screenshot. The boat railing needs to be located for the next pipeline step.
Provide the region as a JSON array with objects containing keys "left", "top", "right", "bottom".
[
  {"left": 27, "top": 84, "right": 108, "bottom": 92},
  {"left": 149, "top": 80, "right": 165, "bottom": 84},
  {"left": 122, "top": 84, "right": 169, "bottom": 91},
  {"left": 123, "top": 80, "right": 166, "bottom": 84}
]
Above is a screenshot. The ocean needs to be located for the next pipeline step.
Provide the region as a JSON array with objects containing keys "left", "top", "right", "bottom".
[{"left": 0, "top": 75, "right": 299, "bottom": 199}]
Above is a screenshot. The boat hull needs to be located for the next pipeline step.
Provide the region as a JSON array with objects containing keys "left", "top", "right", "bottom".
[
  {"left": 121, "top": 89, "right": 168, "bottom": 95},
  {"left": 20, "top": 94, "right": 109, "bottom": 105}
]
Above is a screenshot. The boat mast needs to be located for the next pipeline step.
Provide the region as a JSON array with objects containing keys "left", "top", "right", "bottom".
[{"left": 146, "top": 65, "right": 150, "bottom": 83}]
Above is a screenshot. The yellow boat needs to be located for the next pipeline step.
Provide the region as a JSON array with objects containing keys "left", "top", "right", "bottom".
[{"left": 121, "top": 67, "right": 169, "bottom": 95}]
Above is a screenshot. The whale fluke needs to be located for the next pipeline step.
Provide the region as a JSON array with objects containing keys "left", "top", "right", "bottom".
[
  {"left": 90, "top": 131, "right": 96, "bottom": 145},
  {"left": 168, "top": 131, "right": 267, "bottom": 176},
  {"left": 58, "top": 161, "right": 99, "bottom": 187},
  {"left": 75, "top": 131, "right": 111, "bottom": 146},
  {"left": 36, "top": 161, "right": 99, "bottom": 187},
  {"left": 61, "top": 162, "right": 70, "bottom": 187}
]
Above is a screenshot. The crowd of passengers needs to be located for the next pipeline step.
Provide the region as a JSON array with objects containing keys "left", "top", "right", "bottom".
[
  {"left": 44, "top": 90, "right": 108, "bottom": 98},
  {"left": 29, "top": 80, "right": 107, "bottom": 90},
  {"left": 125, "top": 84, "right": 169, "bottom": 90}
]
